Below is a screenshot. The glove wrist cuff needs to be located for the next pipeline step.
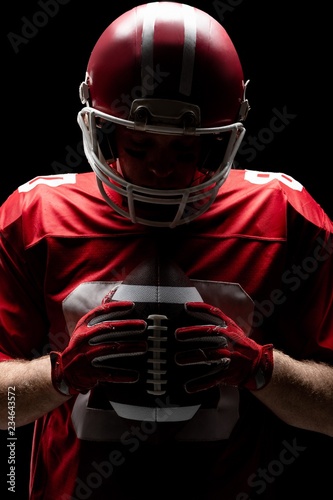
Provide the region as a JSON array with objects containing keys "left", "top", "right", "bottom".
[
  {"left": 50, "top": 352, "right": 77, "bottom": 396},
  {"left": 246, "top": 344, "right": 274, "bottom": 391}
]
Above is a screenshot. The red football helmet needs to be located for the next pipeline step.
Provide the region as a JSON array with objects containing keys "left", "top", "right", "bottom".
[{"left": 78, "top": 1, "right": 249, "bottom": 227}]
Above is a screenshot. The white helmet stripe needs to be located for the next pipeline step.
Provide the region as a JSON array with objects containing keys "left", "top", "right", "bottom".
[
  {"left": 141, "top": 2, "right": 159, "bottom": 96},
  {"left": 180, "top": 4, "right": 197, "bottom": 96},
  {"left": 141, "top": 2, "right": 196, "bottom": 97}
]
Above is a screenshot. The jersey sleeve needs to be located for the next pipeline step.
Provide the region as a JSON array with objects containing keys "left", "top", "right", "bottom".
[
  {"left": 0, "top": 189, "right": 49, "bottom": 361},
  {"left": 266, "top": 179, "right": 332, "bottom": 361},
  {"left": 239, "top": 170, "right": 333, "bottom": 361}
]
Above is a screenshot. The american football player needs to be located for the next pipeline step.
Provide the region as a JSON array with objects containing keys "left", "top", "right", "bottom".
[{"left": 0, "top": 2, "right": 332, "bottom": 499}]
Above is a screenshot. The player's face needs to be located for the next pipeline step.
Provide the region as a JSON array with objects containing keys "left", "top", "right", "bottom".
[{"left": 115, "top": 126, "right": 202, "bottom": 189}]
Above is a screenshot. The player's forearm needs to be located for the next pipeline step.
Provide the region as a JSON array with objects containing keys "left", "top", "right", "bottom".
[
  {"left": 0, "top": 356, "right": 70, "bottom": 429},
  {"left": 253, "top": 349, "right": 333, "bottom": 437}
]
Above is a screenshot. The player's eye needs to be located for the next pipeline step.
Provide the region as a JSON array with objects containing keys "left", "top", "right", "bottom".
[
  {"left": 176, "top": 151, "right": 198, "bottom": 163},
  {"left": 124, "top": 148, "right": 147, "bottom": 160}
]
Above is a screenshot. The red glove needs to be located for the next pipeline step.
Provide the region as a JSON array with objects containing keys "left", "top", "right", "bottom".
[
  {"left": 50, "top": 301, "right": 147, "bottom": 396},
  {"left": 174, "top": 302, "right": 273, "bottom": 393}
]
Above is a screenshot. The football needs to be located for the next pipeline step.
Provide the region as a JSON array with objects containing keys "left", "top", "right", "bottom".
[{"left": 102, "top": 255, "right": 222, "bottom": 422}]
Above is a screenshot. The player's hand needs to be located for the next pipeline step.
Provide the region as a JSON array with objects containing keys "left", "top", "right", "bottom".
[
  {"left": 50, "top": 301, "right": 147, "bottom": 396},
  {"left": 174, "top": 302, "right": 273, "bottom": 393}
]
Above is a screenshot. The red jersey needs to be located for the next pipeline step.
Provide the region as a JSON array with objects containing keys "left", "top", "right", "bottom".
[{"left": 0, "top": 169, "right": 332, "bottom": 499}]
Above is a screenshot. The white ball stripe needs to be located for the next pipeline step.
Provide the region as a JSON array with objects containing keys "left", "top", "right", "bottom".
[{"left": 111, "top": 284, "right": 202, "bottom": 303}]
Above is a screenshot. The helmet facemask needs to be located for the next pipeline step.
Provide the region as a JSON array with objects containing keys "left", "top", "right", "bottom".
[{"left": 78, "top": 100, "right": 246, "bottom": 227}]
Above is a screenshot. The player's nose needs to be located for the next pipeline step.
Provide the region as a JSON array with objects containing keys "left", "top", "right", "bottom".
[{"left": 147, "top": 153, "right": 176, "bottom": 178}]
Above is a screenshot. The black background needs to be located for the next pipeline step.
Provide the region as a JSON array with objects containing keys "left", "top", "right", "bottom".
[{"left": 1, "top": 1, "right": 332, "bottom": 498}]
